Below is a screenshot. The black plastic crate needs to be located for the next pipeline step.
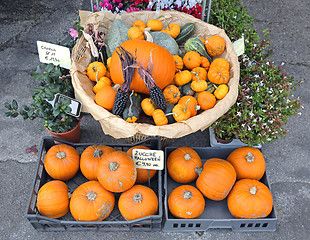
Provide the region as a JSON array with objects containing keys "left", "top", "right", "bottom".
[
  {"left": 25, "top": 136, "right": 163, "bottom": 231},
  {"left": 163, "top": 147, "right": 277, "bottom": 232}
]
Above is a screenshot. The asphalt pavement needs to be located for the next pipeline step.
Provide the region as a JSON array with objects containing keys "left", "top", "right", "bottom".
[{"left": 0, "top": 0, "right": 309, "bottom": 239}]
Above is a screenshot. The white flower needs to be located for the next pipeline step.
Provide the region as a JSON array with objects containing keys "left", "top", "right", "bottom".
[
  {"left": 237, "top": 112, "right": 242, "bottom": 117},
  {"left": 253, "top": 119, "right": 257, "bottom": 123},
  {"left": 268, "top": 120, "right": 273, "bottom": 123},
  {"left": 298, "top": 112, "right": 302, "bottom": 115},
  {"left": 266, "top": 61, "right": 270, "bottom": 65},
  {"left": 253, "top": 43, "right": 257, "bottom": 47},
  {"left": 254, "top": 74, "right": 260, "bottom": 78},
  {"left": 249, "top": 112, "right": 254, "bottom": 117},
  {"left": 241, "top": 123, "right": 246, "bottom": 127},
  {"left": 267, "top": 138, "right": 272, "bottom": 141},
  {"left": 281, "top": 62, "right": 285, "bottom": 66},
  {"left": 248, "top": 126, "right": 251, "bottom": 131}
]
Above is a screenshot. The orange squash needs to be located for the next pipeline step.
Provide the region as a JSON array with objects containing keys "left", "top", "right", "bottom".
[
  {"left": 97, "top": 151, "right": 137, "bottom": 193},
  {"left": 147, "top": 19, "right": 163, "bottom": 31},
  {"left": 163, "top": 85, "right": 181, "bottom": 104},
  {"left": 196, "top": 158, "right": 236, "bottom": 201},
  {"left": 44, "top": 144, "right": 80, "bottom": 181},
  {"left": 161, "top": 23, "right": 181, "bottom": 38},
  {"left": 197, "top": 91, "right": 216, "bottom": 110},
  {"left": 167, "top": 147, "right": 202, "bottom": 183},
  {"left": 37, "top": 180, "right": 69, "bottom": 218},
  {"left": 204, "top": 35, "right": 226, "bottom": 57},
  {"left": 127, "top": 146, "right": 157, "bottom": 184},
  {"left": 95, "top": 84, "right": 120, "bottom": 111},
  {"left": 87, "top": 61, "right": 106, "bottom": 82},
  {"left": 132, "top": 20, "right": 146, "bottom": 32},
  {"left": 174, "top": 70, "right": 192, "bottom": 86},
  {"left": 118, "top": 185, "right": 158, "bottom": 221},
  {"left": 173, "top": 55, "right": 184, "bottom": 72},
  {"left": 183, "top": 51, "right": 201, "bottom": 70},
  {"left": 208, "top": 65, "right": 230, "bottom": 85},
  {"left": 168, "top": 185, "right": 205, "bottom": 219},
  {"left": 227, "top": 179, "right": 273, "bottom": 219},
  {"left": 226, "top": 146, "right": 266, "bottom": 180},
  {"left": 110, "top": 40, "right": 175, "bottom": 94},
  {"left": 80, "top": 145, "right": 115, "bottom": 180},
  {"left": 128, "top": 26, "right": 144, "bottom": 40},
  {"left": 178, "top": 96, "right": 199, "bottom": 117},
  {"left": 70, "top": 181, "right": 115, "bottom": 221}
]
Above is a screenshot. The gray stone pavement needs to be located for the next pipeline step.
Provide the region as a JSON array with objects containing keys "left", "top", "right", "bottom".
[{"left": 0, "top": 0, "right": 309, "bottom": 239}]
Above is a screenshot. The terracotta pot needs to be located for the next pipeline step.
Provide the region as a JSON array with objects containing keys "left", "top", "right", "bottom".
[
  {"left": 214, "top": 134, "right": 233, "bottom": 144},
  {"left": 47, "top": 120, "right": 81, "bottom": 143}
]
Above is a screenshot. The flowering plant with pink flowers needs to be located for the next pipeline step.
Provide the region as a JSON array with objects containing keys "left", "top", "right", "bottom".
[{"left": 94, "top": 0, "right": 203, "bottom": 18}]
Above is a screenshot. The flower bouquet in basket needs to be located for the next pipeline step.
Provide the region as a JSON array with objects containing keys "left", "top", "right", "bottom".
[{"left": 70, "top": 10, "right": 239, "bottom": 140}]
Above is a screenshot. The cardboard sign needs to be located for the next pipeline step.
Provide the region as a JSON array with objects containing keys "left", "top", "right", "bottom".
[
  {"left": 132, "top": 149, "right": 164, "bottom": 170},
  {"left": 233, "top": 37, "right": 245, "bottom": 57},
  {"left": 37, "top": 41, "right": 71, "bottom": 69}
]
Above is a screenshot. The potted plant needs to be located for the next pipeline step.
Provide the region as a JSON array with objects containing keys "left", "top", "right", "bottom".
[
  {"left": 209, "top": 0, "right": 302, "bottom": 146},
  {"left": 4, "top": 63, "right": 83, "bottom": 143}
]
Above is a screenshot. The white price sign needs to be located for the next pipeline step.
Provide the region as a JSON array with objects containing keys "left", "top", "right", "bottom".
[
  {"left": 132, "top": 149, "right": 164, "bottom": 170},
  {"left": 37, "top": 41, "right": 71, "bottom": 69}
]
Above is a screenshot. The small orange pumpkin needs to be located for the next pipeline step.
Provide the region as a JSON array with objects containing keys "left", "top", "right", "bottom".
[
  {"left": 226, "top": 146, "right": 266, "bottom": 180},
  {"left": 161, "top": 23, "right": 181, "bottom": 38},
  {"left": 152, "top": 109, "right": 168, "bottom": 126},
  {"left": 97, "top": 151, "right": 137, "bottom": 193},
  {"left": 118, "top": 185, "right": 159, "bottom": 221},
  {"left": 132, "top": 20, "right": 146, "bottom": 32},
  {"left": 197, "top": 91, "right": 216, "bottom": 110},
  {"left": 174, "top": 70, "right": 192, "bottom": 86},
  {"left": 127, "top": 146, "right": 157, "bottom": 184},
  {"left": 168, "top": 185, "right": 205, "bottom": 219},
  {"left": 87, "top": 61, "right": 107, "bottom": 82},
  {"left": 191, "top": 67, "right": 207, "bottom": 81},
  {"left": 200, "top": 56, "right": 210, "bottom": 71},
  {"left": 172, "top": 100, "right": 191, "bottom": 122},
  {"left": 128, "top": 26, "right": 145, "bottom": 40},
  {"left": 147, "top": 19, "right": 163, "bottom": 31},
  {"left": 211, "top": 58, "right": 230, "bottom": 70},
  {"left": 70, "top": 181, "right": 115, "bottom": 221},
  {"left": 37, "top": 180, "right": 69, "bottom": 219},
  {"left": 44, "top": 144, "right": 80, "bottom": 181},
  {"left": 227, "top": 179, "right": 273, "bottom": 219},
  {"left": 178, "top": 96, "right": 199, "bottom": 117},
  {"left": 191, "top": 78, "right": 208, "bottom": 92},
  {"left": 141, "top": 98, "right": 157, "bottom": 116},
  {"left": 204, "top": 35, "right": 226, "bottom": 57},
  {"left": 214, "top": 84, "right": 229, "bottom": 99},
  {"left": 80, "top": 145, "right": 115, "bottom": 180},
  {"left": 183, "top": 51, "right": 201, "bottom": 70},
  {"left": 163, "top": 85, "right": 181, "bottom": 104},
  {"left": 167, "top": 147, "right": 202, "bottom": 183},
  {"left": 196, "top": 158, "right": 236, "bottom": 201},
  {"left": 173, "top": 55, "right": 183, "bottom": 72},
  {"left": 208, "top": 65, "right": 230, "bottom": 84},
  {"left": 95, "top": 84, "right": 120, "bottom": 111},
  {"left": 93, "top": 77, "right": 112, "bottom": 94}
]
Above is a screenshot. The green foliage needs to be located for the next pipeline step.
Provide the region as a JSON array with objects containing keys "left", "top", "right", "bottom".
[
  {"left": 209, "top": 0, "right": 302, "bottom": 145},
  {"left": 4, "top": 64, "right": 81, "bottom": 133}
]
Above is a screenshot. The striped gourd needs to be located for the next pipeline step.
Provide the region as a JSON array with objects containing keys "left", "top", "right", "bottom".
[
  {"left": 205, "top": 81, "right": 216, "bottom": 94},
  {"left": 184, "top": 37, "right": 212, "bottom": 63},
  {"left": 175, "top": 23, "right": 195, "bottom": 44}
]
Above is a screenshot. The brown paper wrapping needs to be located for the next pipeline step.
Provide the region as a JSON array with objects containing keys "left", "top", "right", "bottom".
[{"left": 70, "top": 10, "right": 240, "bottom": 140}]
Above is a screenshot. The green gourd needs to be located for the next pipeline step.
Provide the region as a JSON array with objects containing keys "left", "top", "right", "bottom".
[
  {"left": 175, "top": 23, "right": 195, "bottom": 44},
  {"left": 151, "top": 31, "right": 180, "bottom": 56},
  {"left": 181, "top": 82, "right": 195, "bottom": 96},
  {"left": 164, "top": 103, "right": 176, "bottom": 124}
]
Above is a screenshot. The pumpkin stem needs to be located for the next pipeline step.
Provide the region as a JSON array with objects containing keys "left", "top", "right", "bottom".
[
  {"left": 92, "top": 65, "right": 97, "bottom": 72},
  {"left": 109, "top": 162, "right": 119, "bottom": 171},
  {"left": 93, "top": 148, "right": 103, "bottom": 158},
  {"left": 133, "top": 193, "right": 143, "bottom": 203},
  {"left": 183, "top": 99, "right": 190, "bottom": 112},
  {"left": 144, "top": 27, "right": 153, "bottom": 42},
  {"left": 195, "top": 167, "right": 203, "bottom": 176},
  {"left": 112, "top": 84, "right": 121, "bottom": 91},
  {"left": 184, "top": 153, "right": 191, "bottom": 161},
  {"left": 86, "top": 191, "right": 97, "bottom": 201},
  {"left": 183, "top": 190, "right": 193, "bottom": 200},
  {"left": 245, "top": 152, "right": 255, "bottom": 162},
  {"left": 165, "top": 112, "right": 177, "bottom": 117},
  {"left": 128, "top": 91, "right": 134, "bottom": 116},
  {"left": 56, "top": 151, "right": 66, "bottom": 159},
  {"left": 95, "top": 69, "right": 99, "bottom": 83},
  {"left": 249, "top": 186, "right": 257, "bottom": 195}
]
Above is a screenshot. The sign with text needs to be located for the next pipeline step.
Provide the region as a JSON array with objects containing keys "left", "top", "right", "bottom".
[
  {"left": 37, "top": 41, "right": 71, "bottom": 69},
  {"left": 132, "top": 149, "right": 164, "bottom": 170},
  {"left": 233, "top": 37, "right": 245, "bottom": 57}
]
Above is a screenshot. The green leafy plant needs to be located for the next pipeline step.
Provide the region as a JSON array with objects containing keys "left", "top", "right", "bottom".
[
  {"left": 209, "top": 0, "right": 302, "bottom": 145},
  {"left": 4, "top": 63, "right": 82, "bottom": 133}
]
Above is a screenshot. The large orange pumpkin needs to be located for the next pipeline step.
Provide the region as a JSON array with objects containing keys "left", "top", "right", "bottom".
[
  {"left": 226, "top": 146, "right": 266, "bottom": 180},
  {"left": 227, "top": 179, "right": 273, "bottom": 219},
  {"left": 97, "top": 151, "right": 137, "bottom": 193},
  {"left": 118, "top": 185, "right": 158, "bottom": 220},
  {"left": 44, "top": 144, "right": 80, "bottom": 181},
  {"left": 168, "top": 185, "right": 205, "bottom": 219},
  {"left": 167, "top": 147, "right": 202, "bottom": 183},
  {"left": 196, "top": 158, "right": 236, "bottom": 201},
  {"left": 110, "top": 40, "right": 175, "bottom": 94},
  {"left": 126, "top": 145, "right": 157, "bottom": 184},
  {"left": 36, "top": 180, "right": 69, "bottom": 219},
  {"left": 80, "top": 145, "right": 115, "bottom": 180},
  {"left": 70, "top": 181, "right": 115, "bottom": 221}
]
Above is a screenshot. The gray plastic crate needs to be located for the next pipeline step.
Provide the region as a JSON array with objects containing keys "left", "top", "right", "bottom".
[
  {"left": 163, "top": 147, "right": 277, "bottom": 232},
  {"left": 25, "top": 136, "right": 162, "bottom": 232}
]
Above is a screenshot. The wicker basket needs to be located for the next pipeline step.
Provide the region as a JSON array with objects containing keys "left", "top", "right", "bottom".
[{"left": 70, "top": 10, "right": 240, "bottom": 144}]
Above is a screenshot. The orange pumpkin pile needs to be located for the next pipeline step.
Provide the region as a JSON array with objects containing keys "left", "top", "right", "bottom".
[
  {"left": 84, "top": 18, "right": 231, "bottom": 125},
  {"left": 166, "top": 146, "right": 274, "bottom": 219},
  {"left": 36, "top": 143, "right": 159, "bottom": 221}
]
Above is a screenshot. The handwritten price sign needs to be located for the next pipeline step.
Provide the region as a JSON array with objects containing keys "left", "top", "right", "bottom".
[{"left": 132, "top": 149, "right": 164, "bottom": 170}]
